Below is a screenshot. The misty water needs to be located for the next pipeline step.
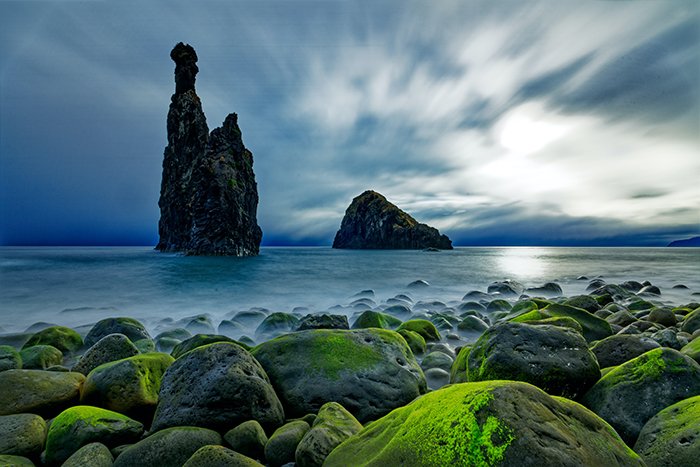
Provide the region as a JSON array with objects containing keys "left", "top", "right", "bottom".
[{"left": 1, "top": 247, "right": 699, "bottom": 339}]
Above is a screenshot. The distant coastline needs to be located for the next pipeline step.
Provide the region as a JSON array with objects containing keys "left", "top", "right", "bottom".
[{"left": 668, "top": 236, "right": 700, "bottom": 247}]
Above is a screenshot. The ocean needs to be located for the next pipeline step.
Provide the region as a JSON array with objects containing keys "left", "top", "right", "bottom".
[{"left": 1, "top": 247, "right": 698, "bottom": 336}]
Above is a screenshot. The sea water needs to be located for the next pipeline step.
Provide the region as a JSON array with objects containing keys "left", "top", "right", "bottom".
[{"left": 1, "top": 247, "right": 698, "bottom": 334}]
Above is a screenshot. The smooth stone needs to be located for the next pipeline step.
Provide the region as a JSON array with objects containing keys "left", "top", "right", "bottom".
[
  {"left": 0, "top": 346, "right": 22, "bottom": 372},
  {"left": 18, "top": 345, "right": 62, "bottom": 370},
  {"left": 113, "top": 426, "right": 222, "bottom": 467},
  {"left": 351, "top": 310, "right": 401, "bottom": 330},
  {"left": 295, "top": 402, "right": 362, "bottom": 467},
  {"left": 152, "top": 342, "right": 284, "bottom": 433},
  {"left": 681, "top": 336, "right": 700, "bottom": 363},
  {"left": 182, "top": 315, "right": 216, "bottom": 335},
  {"left": 0, "top": 455, "right": 34, "bottom": 466},
  {"left": 72, "top": 334, "right": 140, "bottom": 375},
  {"left": 424, "top": 367, "right": 450, "bottom": 390},
  {"left": 23, "top": 326, "right": 82, "bottom": 354},
  {"left": 420, "top": 351, "right": 453, "bottom": 372},
  {"left": 255, "top": 313, "right": 300, "bottom": 338},
  {"left": 590, "top": 334, "right": 661, "bottom": 368},
  {"left": 396, "top": 320, "right": 441, "bottom": 342},
  {"left": 44, "top": 406, "right": 143, "bottom": 465},
  {"left": 324, "top": 381, "right": 643, "bottom": 466},
  {"left": 397, "top": 329, "right": 426, "bottom": 355},
  {"left": 0, "top": 414, "right": 46, "bottom": 459},
  {"left": 647, "top": 308, "right": 677, "bottom": 327},
  {"left": 183, "top": 445, "right": 263, "bottom": 467},
  {"left": 171, "top": 334, "right": 246, "bottom": 359},
  {"left": 265, "top": 420, "right": 310, "bottom": 467},
  {"left": 0, "top": 370, "right": 84, "bottom": 417},
  {"left": 84, "top": 318, "right": 150, "bottom": 348},
  {"left": 62, "top": 442, "right": 114, "bottom": 467},
  {"left": 224, "top": 420, "right": 268, "bottom": 462},
  {"left": 564, "top": 295, "right": 601, "bottom": 313},
  {"left": 487, "top": 280, "right": 524, "bottom": 297}
]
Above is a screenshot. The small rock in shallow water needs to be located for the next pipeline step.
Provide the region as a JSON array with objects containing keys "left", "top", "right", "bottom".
[
  {"left": 407, "top": 279, "right": 430, "bottom": 289},
  {"left": 84, "top": 318, "right": 150, "bottom": 348},
  {"left": 296, "top": 314, "right": 349, "bottom": 331}
]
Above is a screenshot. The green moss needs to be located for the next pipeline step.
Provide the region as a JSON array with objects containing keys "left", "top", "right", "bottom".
[
  {"left": 600, "top": 348, "right": 691, "bottom": 387},
  {"left": 228, "top": 178, "right": 238, "bottom": 189},
  {"left": 398, "top": 329, "right": 426, "bottom": 355},
  {"left": 397, "top": 320, "right": 441, "bottom": 342},
  {"left": 541, "top": 303, "right": 612, "bottom": 342},
  {"left": 450, "top": 346, "right": 471, "bottom": 383},
  {"left": 19, "top": 344, "right": 63, "bottom": 369},
  {"left": 509, "top": 309, "right": 546, "bottom": 323},
  {"left": 23, "top": 326, "right": 83, "bottom": 353},
  {"left": 681, "top": 336, "right": 700, "bottom": 363},
  {"left": 352, "top": 310, "right": 401, "bottom": 330}
]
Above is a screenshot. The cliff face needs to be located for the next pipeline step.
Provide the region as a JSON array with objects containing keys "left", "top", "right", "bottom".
[
  {"left": 156, "top": 43, "right": 262, "bottom": 256},
  {"left": 332, "top": 191, "right": 453, "bottom": 250}
]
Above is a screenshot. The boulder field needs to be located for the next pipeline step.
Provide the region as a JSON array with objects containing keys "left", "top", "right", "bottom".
[{"left": 1, "top": 278, "right": 699, "bottom": 465}]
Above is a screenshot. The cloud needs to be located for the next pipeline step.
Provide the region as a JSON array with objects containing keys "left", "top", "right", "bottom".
[{"left": 0, "top": 0, "right": 698, "bottom": 246}]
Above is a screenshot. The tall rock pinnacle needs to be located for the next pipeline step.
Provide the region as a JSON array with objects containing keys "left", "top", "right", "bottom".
[
  {"left": 333, "top": 191, "right": 453, "bottom": 250},
  {"left": 156, "top": 42, "right": 262, "bottom": 256}
]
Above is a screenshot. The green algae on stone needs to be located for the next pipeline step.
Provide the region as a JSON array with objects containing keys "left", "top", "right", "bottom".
[
  {"left": 396, "top": 320, "right": 441, "bottom": 342},
  {"left": 45, "top": 405, "right": 143, "bottom": 465},
  {"left": 19, "top": 345, "right": 62, "bottom": 370},
  {"left": 582, "top": 347, "right": 700, "bottom": 445},
  {"left": 681, "top": 336, "right": 700, "bottom": 364},
  {"left": 681, "top": 307, "right": 700, "bottom": 335},
  {"left": 325, "top": 381, "right": 643, "bottom": 467},
  {"left": 23, "top": 326, "right": 83, "bottom": 354},
  {"left": 541, "top": 303, "right": 612, "bottom": 342},
  {"left": 0, "top": 454, "right": 34, "bottom": 466},
  {"left": 397, "top": 329, "right": 426, "bottom": 355},
  {"left": 252, "top": 329, "right": 426, "bottom": 423},
  {"left": 183, "top": 445, "right": 263, "bottom": 467},
  {"left": 295, "top": 402, "right": 363, "bottom": 467},
  {"left": 634, "top": 395, "right": 700, "bottom": 467},
  {"left": 84, "top": 318, "right": 151, "bottom": 348},
  {"left": 0, "top": 345, "right": 22, "bottom": 372},
  {"left": 450, "top": 345, "right": 471, "bottom": 384},
  {"left": 80, "top": 352, "right": 174, "bottom": 421},
  {"left": 171, "top": 333, "right": 249, "bottom": 359},
  {"left": 0, "top": 369, "right": 84, "bottom": 417},
  {"left": 224, "top": 420, "right": 268, "bottom": 461},
  {"left": 265, "top": 420, "right": 310, "bottom": 467},
  {"left": 113, "top": 426, "right": 222, "bottom": 467},
  {"left": 0, "top": 413, "right": 46, "bottom": 459},
  {"left": 351, "top": 310, "right": 402, "bottom": 330}
]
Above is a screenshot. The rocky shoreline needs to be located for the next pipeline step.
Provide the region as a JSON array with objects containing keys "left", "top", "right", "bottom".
[{"left": 1, "top": 276, "right": 699, "bottom": 466}]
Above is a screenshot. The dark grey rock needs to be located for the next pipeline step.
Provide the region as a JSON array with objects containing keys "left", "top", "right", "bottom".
[
  {"left": 526, "top": 282, "right": 563, "bottom": 296},
  {"left": 468, "top": 321, "right": 600, "bottom": 399},
  {"left": 62, "top": 442, "right": 114, "bottom": 467},
  {"left": 183, "top": 445, "right": 263, "bottom": 467},
  {"left": 265, "top": 421, "right": 310, "bottom": 467},
  {"left": 0, "top": 414, "right": 46, "bottom": 459},
  {"left": 296, "top": 314, "right": 349, "bottom": 331},
  {"left": 18, "top": 345, "right": 62, "bottom": 370},
  {"left": 295, "top": 402, "right": 362, "bottom": 467},
  {"left": 332, "top": 191, "right": 452, "bottom": 250},
  {"left": 487, "top": 280, "right": 525, "bottom": 297},
  {"left": 113, "top": 426, "right": 221, "bottom": 467},
  {"left": 224, "top": 420, "right": 268, "bottom": 462},
  {"left": 0, "top": 370, "right": 84, "bottom": 417},
  {"left": 84, "top": 318, "right": 150, "bottom": 348},
  {"left": 72, "top": 333, "right": 140, "bottom": 375},
  {"left": 591, "top": 334, "right": 661, "bottom": 368},
  {"left": 0, "top": 346, "right": 22, "bottom": 372},
  {"left": 157, "top": 42, "right": 262, "bottom": 256},
  {"left": 152, "top": 342, "right": 284, "bottom": 433}
]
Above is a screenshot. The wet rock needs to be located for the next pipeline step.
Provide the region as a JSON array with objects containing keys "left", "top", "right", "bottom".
[
  {"left": 295, "top": 402, "right": 362, "bottom": 467},
  {"left": 184, "top": 445, "right": 263, "bottom": 467},
  {"left": 182, "top": 315, "right": 216, "bottom": 335},
  {"left": 681, "top": 336, "right": 700, "bottom": 363},
  {"left": 525, "top": 282, "right": 563, "bottom": 296},
  {"left": 0, "top": 454, "right": 34, "bottom": 466},
  {"left": 634, "top": 395, "right": 700, "bottom": 467},
  {"left": 224, "top": 420, "right": 268, "bottom": 462},
  {"left": 638, "top": 285, "right": 661, "bottom": 296},
  {"left": 113, "top": 426, "right": 221, "bottom": 467},
  {"left": 332, "top": 191, "right": 452, "bottom": 250},
  {"left": 19, "top": 345, "right": 62, "bottom": 370},
  {"left": 44, "top": 406, "right": 143, "bottom": 465},
  {"left": 80, "top": 353, "right": 174, "bottom": 422},
  {"left": 265, "top": 420, "right": 310, "bottom": 467},
  {"left": 467, "top": 322, "right": 599, "bottom": 399},
  {"left": 171, "top": 334, "right": 246, "bottom": 359},
  {"left": 487, "top": 280, "right": 524, "bottom": 297},
  {"left": 351, "top": 310, "right": 401, "bottom": 330},
  {"left": 252, "top": 329, "right": 426, "bottom": 423},
  {"left": 0, "top": 346, "right": 22, "bottom": 372},
  {"left": 255, "top": 313, "right": 300, "bottom": 338},
  {"left": 152, "top": 342, "right": 284, "bottom": 433},
  {"left": 681, "top": 308, "right": 700, "bottom": 334},
  {"left": 23, "top": 326, "right": 82, "bottom": 354},
  {"left": 73, "top": 334, "right": 140, "bottom": 375},
  {"left": 324, "top": 381, "right": 644, "bottom": 466},
  {"left": 62, "top": 442, "right": 113, "bottom": 467},
  {"left": 424, "top": 368, "right": 450, "bottom": 390},
  {"left": 84, "top": 318, "right": 150, "bottom": 349},
  {"left": 607, "top": 310, "right": 638, "bottom": 327},
  {"left": 582, "top": 348, "right": 700, "bottom": 445},
  {"left": 0, "top": 414, "right": 46, "bottom": 459},
  {"left": 397, "top": 329, "right": 426, "bottom": 355},
  {"left": 396, "top": 320, "right": 441, "bottom": 342},
  {"left": 157, "top": 43, "right": 262, "bottom": 256},
  {"left": 564, "top": 295, "right": 601, "bottom": 313},
  {"left": 420, "top": 351, "right": 453, "bottom": 372},
  {"left": 590, "top": 334, "right": 661, "bottom": 368},
  {"left": 650, "top": 328, "right": 683, "bottom": 350},
  {"left": 297, "top": 314, "right": 349, "bottom": 331},
  {"left": 0, "top": 369, "right": 84, "bottom": 417}
]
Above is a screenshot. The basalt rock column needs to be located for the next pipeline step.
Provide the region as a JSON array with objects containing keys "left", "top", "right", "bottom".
[{"left": 156, "top": 42, "right": 262, "bottom": 256}]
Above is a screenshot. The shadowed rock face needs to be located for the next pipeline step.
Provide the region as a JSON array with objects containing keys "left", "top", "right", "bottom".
[
  {"left": 157, "top": 42, "right": 262, "bottom": 256},
  {"left": 333, "top": 191, "right": 452, "bottom": 250}
]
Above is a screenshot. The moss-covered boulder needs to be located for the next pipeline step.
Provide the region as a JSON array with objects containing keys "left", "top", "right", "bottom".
[
  {"left": 84, "top": 318, "right": 150, "bottom": 348},
  {"left": 456, "top": 315, "right": 489, "bottom": 334},
  {"left": 325, "top": 381, "right": 643, "bottom": 466},
  {"left": 351, "top": 310, "right": 401, "bottom": 330},
  {"left": 252, "top": 329, "right": 426, "bottom": 423},
  {"left": 420, "top": 351, "right": 453, "bottom": 372},
  {"left": 647, "top": 307, "right": 677, "bottom": 327},
  {"left": 540, "top": 303, "right": 612, "bottom": 342},
  {"left": 183, "top": 445, "right": 263, "bottom": 467},
  {"left": 396, "top": 320, "right": 441, "bottom": 342},
  {"left": 0, "top": 369, "right": 84, "bottom": 417},
  {"left": 486, "top": 299, "right": 512, "bottom": 313},
  {"left": 80, "top": 353, "right": 174, "bottom": 421},
  {"left": 45, "top": 406, "right": 143, "bottom": 465},
  {"left": 590, "top": 334, "right": 661, "bottom": 368},
  {"left": 681, "top": 336, "right": 700, "bottom": 363},
  {"left": 0, "top": 345, "right": 22, "bottom": 372},
  {"left": 255, "top": 313, "right": 300, "bottom": 338},
  {"left": 62, "top": 442, "right": 113, "bottom": 467},
  {"left": 450, "top": 346, "right": 470, "bottom": 384},
  {"left": 467, "top": 322, "right": 600, "bottom": 399},
  {"left": 633, "top": 395, "right": 700, "bottom": 467},
  {"left": 113, "top": 426, "right": 221, "bottom": 467},
  {"left": 170, "top": 334, "right": 247, "bottom": 359},
  {"left": 0, "top": 454, "right": 34, "bottom": 466},
  {"left": 397, "top": 329, "right": 426, "bottom": 355},
  {"left": 154, "top": 328, "right": 191, "bottom": 353},
  {"left": 265, "top": 421, "right": 310, "bottom": 467},
  {"left": 681, "top": 308, "right": 700, "bottom": 334},
  {"left": 296, "top": 314, "right": 349, "bottom": 331},
  {"left": 0, "top": 414, "right": 46, "bottom": 459},
  {"left": 18, "top": 345, "right": 62, "bottom": 370},
  {"left": 563, "top": 295, "right": 600, "bottom": 313},
  {"left": 152, "top": 342, "right": 283, "bottom": 433},
  {"left": 224, "top": 420, "right": 268, "bottom": 462},
  {"left": 22, "top": 326, "right": 82, "bottom": 354},
  {"left": 582, "top": 348, "right": 700, "bottom": 445},
  {"left": 295, "top": 402, "right": 362, "bottom": 467},
  {"left": 72, "top": 333, "right": 140, "bottom": 375}
]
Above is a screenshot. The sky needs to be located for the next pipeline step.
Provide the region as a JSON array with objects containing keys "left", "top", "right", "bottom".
[{"left": 0, "top": 0, "right": 698, "bottom": 247}]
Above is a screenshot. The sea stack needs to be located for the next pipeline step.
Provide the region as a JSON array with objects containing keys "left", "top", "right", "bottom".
[
  {"left": 156, "top": 43, "right": 262, "bottom": 256},
  {"left": 333, "top": 190, "right": 453, "bottom": 250}
]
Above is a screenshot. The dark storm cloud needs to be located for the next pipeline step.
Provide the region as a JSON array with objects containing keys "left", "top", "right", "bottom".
[{"left": 0, "top": 0, "right": 698, "bottom": 246}]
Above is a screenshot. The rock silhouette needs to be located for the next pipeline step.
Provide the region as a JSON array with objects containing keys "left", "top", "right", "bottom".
[
  {"left": 156, "top": 42, "right": 262, "bottom": 256},
  {"left": 333, "top": 191, "right": 452, "bottom": 250}
]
